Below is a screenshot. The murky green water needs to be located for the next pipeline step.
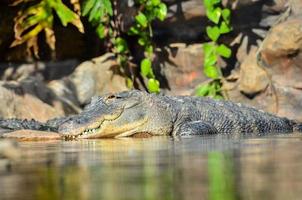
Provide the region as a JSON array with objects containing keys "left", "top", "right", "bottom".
[{"left": 1, "top": 134, "right": 302, "bottom": 200}]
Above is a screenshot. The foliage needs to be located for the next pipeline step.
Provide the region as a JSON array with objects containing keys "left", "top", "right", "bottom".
[
  {"left": 11, "top": 0, "right": 83, "bottom": 57},
  {"left": 11, "top": 0, "right": 167, "bottom": 93},
  {"left": 196, "top": 0, "right": 232, "bottom": 99},
  {"left": 81, "top": 0, "right": 112, "bottom": 39},
  {"left": 81, "top": 0, "right": 167, "bottom": 93},
  {"left": 128, "top": 0, "right": 167, "bottom": 93}
]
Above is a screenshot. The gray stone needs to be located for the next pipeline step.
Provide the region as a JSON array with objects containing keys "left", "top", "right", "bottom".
[
  {"left": 69, "top": 53, "right": 128, "bottom": 104},
  {"left": 0, "top": 80, "right": 65, "bottom": 121}
]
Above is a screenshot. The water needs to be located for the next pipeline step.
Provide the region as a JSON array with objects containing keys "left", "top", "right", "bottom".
[{"left": 1, "top": 134, "right": 302, "bottom": 200}]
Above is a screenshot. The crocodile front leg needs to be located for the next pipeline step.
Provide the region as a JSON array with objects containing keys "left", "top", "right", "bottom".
[{"left": 175, "top": 121, "right": 218, "bottom": 136}]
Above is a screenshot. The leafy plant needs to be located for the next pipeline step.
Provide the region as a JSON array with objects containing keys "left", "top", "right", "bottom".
[
  {"left": 128, "top": 0, "right": 167, "bottom": 93},
  {"left": 11, "top": 0, "right": 83, "bottom": 57},
  {"left": 11, "top": 0, "right": 167, "bottom": 93},
  {"left": 81, "top": 0, "right": 112, "bottom": 39},
  {"left": 196, "top": 0, "right": 232, "bottom": 99},
  {"left": 82, "top": 0, "right": 167, "bottom": 93}
]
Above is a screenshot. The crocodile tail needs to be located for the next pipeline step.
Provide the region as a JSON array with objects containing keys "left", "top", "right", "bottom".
[
  {"left": 0, "top": 118, "right": 57, "bottom": 132},
  {"left": 293, "top": 122, "right": 302, "bottom": 132}
]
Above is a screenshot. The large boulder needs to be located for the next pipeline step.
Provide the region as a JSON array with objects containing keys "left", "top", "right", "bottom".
[
  {"left": 155, "top": 43, "right": 207, "bottom": 95},
  {"left": 227, "top": 17, "right": 302, "bottom": 121},
  {"left": 0, "top": 80, "right": 65, "bottom": 121},
  {"left": 69, "top": 53, "right": 128, "bottom": 104},
  {"left": 238, "top": 47, "right": 269, "bottom": 95}
]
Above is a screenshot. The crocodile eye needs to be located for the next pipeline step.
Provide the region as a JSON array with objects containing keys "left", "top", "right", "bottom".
[
  {"left": 106, "top": 94, "right": 123, "bottom": 103},
  {"left": 107, "top": 95, "right": 116, "bottom": 99}
]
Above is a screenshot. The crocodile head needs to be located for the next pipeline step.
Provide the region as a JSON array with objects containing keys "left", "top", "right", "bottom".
[{"left": 58, "top": 90, "right": 173, "bottom": 139}]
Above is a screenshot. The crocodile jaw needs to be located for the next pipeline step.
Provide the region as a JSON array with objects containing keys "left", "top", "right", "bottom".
[{"left": 76, "top": 116, "right": 149, "bottom": 139}]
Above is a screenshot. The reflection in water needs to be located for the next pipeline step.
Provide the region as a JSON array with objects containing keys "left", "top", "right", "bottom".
[
  {"left": 1, "top": 135, "right": 302, "bottom": 200},
  {"left": 208, "top": 152, "right": 236, "bottom": 200}
]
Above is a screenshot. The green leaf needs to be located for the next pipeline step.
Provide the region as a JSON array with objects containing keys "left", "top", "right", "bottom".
[
  {"left": 53, "top": 1, "right": 84, "bottom": 32},
  {"left": 82, "top": 0, "right": 95, "bottom": 16},
  {"left": 221, "top": 8, "right": 231, "bottom": 23},
  {"left": 204, "top": 65, "right": 220, "bottom": 79},
  {"left": 126, "top": 78, "right": 133, "bottom": 88},
  {"left": 156, "top": 3, "right": 167, "bottom": 21},
  {"left": 151, "top": 0, "right": 161, "bottom": 6},
  {"left": 219, "top": 21, "right": 231, "bottom": 34},
  {"left": 196, "top": 84, "right": 210, "bottom": 96},
  {"left": 135, "top": 12, "right": 148, "bottom": 28},
  {"left": 204, "top": 52, "right": 217, "bottom": 66},
  {"left": 141, "top": 58, "right": 152, "bottom": 76},
  {"left": 208, "top": 83, "right": 217, "bottom": 97},
  {"left": 206, "top": 7, "right": 221, "bottom": 24},
  {"left": 96, "top": 23, "right": 106, "bottom": 38},
  {"left": 217, "top": 44, "right": 231, "bottom": 58},
  {"left": 103, "top": 0, "right": 113, "bottom": 16},
  {"left": 204, "top": 0, "right": 221, "bottom": 9},
  {"left": 148, "top": 78, "right": 160, "bottom": 93},
  {"left": 138, "top": 37, "right": 146, "bottom": 46},
  {"left": 206, "top": 26, "right": 220, "bottom": 42},
  {"left": 128, "top": 26, "right": 139, "bottom": 35},
  {"left": 54, "top": 3, "right": 77, "bottom": 26},
  {"left": 203, "top": 43, "right": 216, "bottom": 57},
  {"left": 214, "top": 95, "right": 223, "bottom": 99},
  {"left": 88, "top": 1, "right": 101, "bottom": 22},
  {"left": 115, "top": 37, "right": 128, "bottom": 53},
  {"left": 145, "top": 45, "right": 153, "bottom": 56}
]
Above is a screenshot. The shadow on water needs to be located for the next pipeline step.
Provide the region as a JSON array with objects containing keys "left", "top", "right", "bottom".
[{"left": 1, "top": 134, "right": 302, "bottom": 200}]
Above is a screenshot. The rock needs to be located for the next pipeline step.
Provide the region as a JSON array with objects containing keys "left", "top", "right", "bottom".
[
  {"left": 69, "top": 53, "right": 128, "bottom": 104},
  {"left": 227, "top": 17, "right": 302, "bottom": 121},
  {"left": 238, "top": 48, "right": 269, "bottom": 95},
  {"left": 2, "top": 130, "right": 61, "bottom": 141},
  {"left": 0, "top": 81, "right": 64, "bottom": 121},
  {"left": 155, "top": 43, "right": 207, "bottom": 95},
  {"left": 1, "top": 62, "right": 45, "bottom": 81},
  {"left": 153, "top": 0, "right": 206, "bottom": 42},
  {"left": 47, "top": 78, "right": 82, "bottom": 113},
  {"left": 0, "top": 60, "right": 78, "bottom": 81},
  {"left": 259, "top": 19, "right": 302, "bottom": 63},
  {"left": 258, "top": 18, "right": 302, "bottom": 89},
  {"left": 258, "top": 18, "right": 302, "bottom": 88},
  {"left": 226, "top": 83, "right": 277, "bottom": 115}
]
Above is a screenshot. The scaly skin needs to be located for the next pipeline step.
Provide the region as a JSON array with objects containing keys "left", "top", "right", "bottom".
[{"left": 0, "top": 90, "right": 301, "bottom": 139}]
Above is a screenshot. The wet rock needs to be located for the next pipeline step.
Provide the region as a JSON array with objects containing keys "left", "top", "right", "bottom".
[
  {"left": 155, "top": 43, "right": 207, "bottom": 95},
  {"left": 2, "top": 130, "right": 61, "bottom": 141}
]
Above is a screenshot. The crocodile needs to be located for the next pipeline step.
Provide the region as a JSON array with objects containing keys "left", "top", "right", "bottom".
[{"left": 0, "top": 90, "right": 301, "bottom": 139}]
